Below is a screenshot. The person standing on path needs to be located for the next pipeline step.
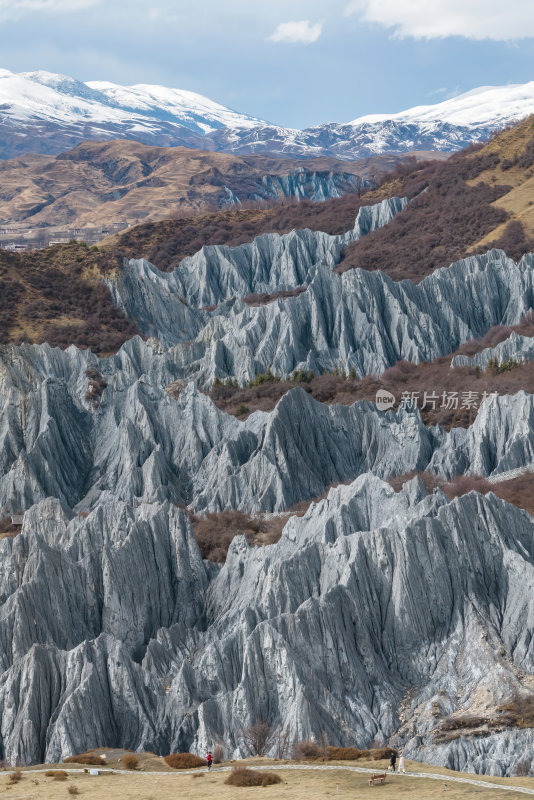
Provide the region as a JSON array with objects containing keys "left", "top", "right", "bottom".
[
  {"left": 207, "top": 751, "right": 212, "bottom": 770},
  {"left": 398, "top": 753, "right": 405, "bottom": 773},
  {"left": 389, "top": 751, "right": 397, "bottom": 772}
]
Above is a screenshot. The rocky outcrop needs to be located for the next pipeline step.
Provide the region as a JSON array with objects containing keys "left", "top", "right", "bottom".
[
  {"left": 110, "top": 196, "right": 407, "bottom": 315},
  {"left": 0, "top": 477, "right": 532, "bottom": 775},
  {"left": 1, "top": 330, "right": 534, "bottom": 517},
  {"left": 110, "top": 247, "right": 534, "bottom": 385},
  {"left": 0, "top": 498, "right": 206, "bottom": 763},
  {"left": 451, "top": 331, "right": 534, "bottom": 369},
  {"left": 252, "top": 169, "right": 366, "bottom": 203}
]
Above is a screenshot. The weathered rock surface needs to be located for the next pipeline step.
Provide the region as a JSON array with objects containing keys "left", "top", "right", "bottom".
[
  {"left": 451, "top": 330, "right": 534, "bottom": 369},
  {"left": 0, "top": 477, "right": 532, "bottom": 776},
  {"left": 1, "top": 193, "right": 534, "bottom": 774},
  {"left": 109, "top": 196, "right": 407, "bottom": 335},
  {"left": 110, "top": 246, "right": 534, "bottom": 385},
  {"left": 1, "top": 330, "right": 534, "bottom": 517}
]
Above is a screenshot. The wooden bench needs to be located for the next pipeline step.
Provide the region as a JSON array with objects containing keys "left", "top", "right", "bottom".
[{"left": 368, "top": 773, "right": 386, "bottom": 786}]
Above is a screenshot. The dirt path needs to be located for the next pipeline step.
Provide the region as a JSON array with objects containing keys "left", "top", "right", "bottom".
[{"left": 19, "top": 763, "right": 534, "bottom": 796}]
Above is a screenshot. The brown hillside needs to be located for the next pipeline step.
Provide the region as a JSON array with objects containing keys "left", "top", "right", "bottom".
[
  {"left": 0, "top": 243, "right": 139, "bottom": 353},
  {"left": 339, "top": 116, "right": 534, "bottom": 281},
  {"left": 0, "top": 140, "right": 433, "bottom": 230},
  {"left": 103, "top": 191, "right": 389, "bottom": 271}
]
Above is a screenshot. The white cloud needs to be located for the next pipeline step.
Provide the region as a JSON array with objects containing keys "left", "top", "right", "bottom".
[
  {"left": 267, "top": 20, "right": 322, "bottom": 44},
  {"left": 345, "top": 0, "right": 534, "bottom": 41},
  {"left": 0, "top": 0, "right": 99, "bottom": 22}
]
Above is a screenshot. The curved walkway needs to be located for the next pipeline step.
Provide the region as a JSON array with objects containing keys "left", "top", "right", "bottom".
[{"left": 19, "top": 763, "right": 534, "bottom": 796}]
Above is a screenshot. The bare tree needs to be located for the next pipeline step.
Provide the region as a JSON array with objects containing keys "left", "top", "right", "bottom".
[
  {"left": 275, "top": 728, "right": 291, "bottom": 760},
  {"left": 242, "top": 720, "right": 276, "bottom": 757}
]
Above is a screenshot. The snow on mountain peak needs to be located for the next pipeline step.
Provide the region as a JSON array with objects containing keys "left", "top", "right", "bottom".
[
  {"left": 0, "top": 68, "right": 267, "bottom": 133},
  {"left": 349, "top": 82, "right": 534, "bottom": 128},
  {"left": 86, "top": 79, "right": 266, "bottom": 131},
  {"left": 2, "top": 68, "right": 534, "bottom": 160}
]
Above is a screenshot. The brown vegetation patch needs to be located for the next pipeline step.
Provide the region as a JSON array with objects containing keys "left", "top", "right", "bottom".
[
  {"left": 210, "top": 343, "right": 534, "bottom": 432},
  {"left": 163, "top": 753, "right": 207, "bottom": 770},
  {"left": 243, "top": 286, "right": 306, "bottom": 306},
  {"left": 497, "top": 694, "right": 534, "bottom": 728},
  {"left": 474, "top": 219, "right": 534, "bottom": 261},
  {"left": 327, "top": 747, "right": 371, "bottom": 760},
  {"left": 0, "top": 244, "right": 139, "bottom": 353},
  {"left": 8, "top": 768, "right": 22, "bottom": 783},
  {"left": 433, "top": 697, "right": 534, "bottom": 744},
  {"left": 224, "top": 765, "right": 282, "bottom": 787},
  {"left": 389, "top": 471, "right": 534, "bottom": 516},
  {"left": 189, "top": 510, "right": 288, "bottom": 563},
  {"left": 338, "top": 150, "right": 510, "bottom": 282},
  {"left": 63, "top": 753, "right": 104, "bottom": 766},
  {"left": 121, "top": 754, "right": 139, "bottom": 770},
  {"left": 0, "top": 516, "right": 21, "bottom": 538},
  {"left": 292, "top": 742, "right": 396, "bottom": 762},
  {"left": 455, "top": 314, "right": 534, "bottom": 356}
]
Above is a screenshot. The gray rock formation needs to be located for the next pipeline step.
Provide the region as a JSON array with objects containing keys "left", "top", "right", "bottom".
[
  {"left": 110, "top": 196, "right": 407, "bottom": 317},
  {"left": 1, "top": 328, "right": 533, "bottom": 518},
  {"left": 0, "top": 476, "right": 532, "bottom": 776},
  {"left": 1, "top": 185, "right": 534, "bottom": 774},
  {"left": 253, "top": 169, "right": 366, "bottom": 203},
  {"left": 110, "top": 247, "right": 534, "bottom": 385},
  {"left": 451, "top": 330, "right": 534, "bottom": 369}
]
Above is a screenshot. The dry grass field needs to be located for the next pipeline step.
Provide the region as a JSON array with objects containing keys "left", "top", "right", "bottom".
[{"left": 4, "top": 756, "right": 533, "bottom": 800}]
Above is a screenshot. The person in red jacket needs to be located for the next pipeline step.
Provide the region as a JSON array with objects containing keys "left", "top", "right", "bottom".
[{"left": 207, "top": 751, "right": 213, "bottom": 770}]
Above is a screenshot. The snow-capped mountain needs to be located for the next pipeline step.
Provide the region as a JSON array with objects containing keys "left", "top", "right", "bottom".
[
  {"left": 350, "top": 83, "right": 534, "bottom": 128},
  {"left": 3, "top": 69, "right": 265, "bottom": 131},
  {"left": 215, "top": 83, "right": 534, "bottom": 159},
  {"left": 0, "top": 68, "right": 266, "bottom": 158},
  {"left": 1, "top": 69, "right": 534, "bottom": 160}
]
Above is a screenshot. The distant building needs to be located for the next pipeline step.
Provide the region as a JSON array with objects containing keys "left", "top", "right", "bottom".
[{"left": 1, "top": 242, "right": 30, "bottom": 252}]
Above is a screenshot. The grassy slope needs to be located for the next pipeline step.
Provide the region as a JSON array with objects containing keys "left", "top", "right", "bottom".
[
  {"left": 340, "top": 115, "right": 534, "bottom": 281},
  {"left": 467, "top": 116, "right": 534, "bottom": 248},
  {"left": 8, "top": 756, "right": 534, "bottom": 800}
]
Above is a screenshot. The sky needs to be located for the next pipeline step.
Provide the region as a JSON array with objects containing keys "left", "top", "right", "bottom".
[{"left": 1, "top": 0, "right": 534, "bottom": 128}]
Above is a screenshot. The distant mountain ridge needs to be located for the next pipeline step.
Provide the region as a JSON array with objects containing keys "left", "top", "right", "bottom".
[{"left": 2, "top": 69, "right": 534, "bottom": 159}]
